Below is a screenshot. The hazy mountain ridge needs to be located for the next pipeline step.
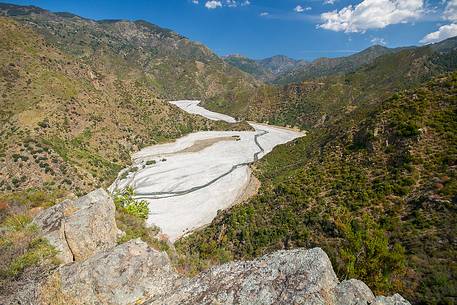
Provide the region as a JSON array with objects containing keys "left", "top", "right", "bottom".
[
  {"left": 224, "top": 45, "right": 408, "bottom": 84},
  {"left": 223, "top": 54, "right": 307, "bottom": 82}
]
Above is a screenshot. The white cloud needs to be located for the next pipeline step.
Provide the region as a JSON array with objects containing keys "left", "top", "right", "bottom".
[
  {"left": 324, "top": 0, "right": 337, "bottom": 4},
  {"left": 205, "top": 0, "right": 222, "bottom": 9},
  {"left": 294, "top": 5, "right": 305, "bottom": 12},
  {"left": 420, "top": 23, "right": 457, "bottom": 43},
  {"left": 318, "top": 0, "right": 424, "bottom": 33},
  {"left": 444, "top": 0, "right": 457, "bottom": 21},
  {"left": 226, "top": 0, "right": 237, "bottom": 7},
  {"left": 241, "top": 0, "right": 250, "bottom": 6},
  {"left": 371, "top": 37, "right": 387, "bottom": 45},
  {"left": 192, "top": 0, "right": 199, "bottom": 4},
  {"left": 294, "top": 5, "right": 311, "bottom": 13},
  {"left": 260, "top": 12, "right": 269, "bottom": 16}
]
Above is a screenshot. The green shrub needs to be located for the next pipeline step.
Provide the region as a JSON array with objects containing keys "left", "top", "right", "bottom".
[
  {"left": 113, "top": 187, "right": 149, "bottom": 219},
  {"left": 146, "top": 160, "right": 156, "bottom": 166}
]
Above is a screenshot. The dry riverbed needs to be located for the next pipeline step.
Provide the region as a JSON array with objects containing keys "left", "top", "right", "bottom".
[{"left": 110, "top": 100, "right": 305, "bottom": 241}]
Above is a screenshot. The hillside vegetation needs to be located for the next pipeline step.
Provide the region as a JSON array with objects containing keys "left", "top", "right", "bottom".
[
  {"left": 0, "top": 9, "right": 253, "bottom": 195},
  {"left": 177, "top": 73, "right": 457, "bottom": 305},
  {"left": 209, "top": 37, "right": 457, "bottom": 129}
]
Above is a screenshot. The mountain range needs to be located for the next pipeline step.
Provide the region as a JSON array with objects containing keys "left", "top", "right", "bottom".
[{"left": 224, "top": 45, "right": 409, "bottom": 84}]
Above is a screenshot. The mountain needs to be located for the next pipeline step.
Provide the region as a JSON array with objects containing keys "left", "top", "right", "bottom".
[
  {"left": 206, "top": 36, "right": 457, "bottom": 127},
  {"left": 224, "top": 45, "right": 407, "bottom": 84},
  {"left": 178, "top": 72, "right": 457, "bottom": 305},
  {"left": 224, "top": 54, "right": 307, "bottom": 82},
  {"left": 274, "top": 45, "right": 406, "bottom": 84},
  {"left": 0, "top": 3, "right": 259, "bottom": 100},
  {"left": 0, "top": 3, "right": 254, "bottom": 195}
]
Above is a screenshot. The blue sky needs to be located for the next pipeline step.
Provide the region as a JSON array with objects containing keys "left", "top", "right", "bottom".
[{"left": 4, "top": 0, "right": 456, "bottom": 60}]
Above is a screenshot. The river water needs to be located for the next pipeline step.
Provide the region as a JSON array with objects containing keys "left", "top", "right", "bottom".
[{"left": 110, "top": 100, "right": 304, "bottom": 242}]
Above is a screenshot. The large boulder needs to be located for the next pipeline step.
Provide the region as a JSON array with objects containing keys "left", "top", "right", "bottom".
[
  {"left": 55, "top": 239, "right": 180, "bottom": 305},
  {"left": 33, "top": 188, "right": 117, "bottom": 263},
  {"left": 146, "top": 248, "right": 409, "bottom": 305}
]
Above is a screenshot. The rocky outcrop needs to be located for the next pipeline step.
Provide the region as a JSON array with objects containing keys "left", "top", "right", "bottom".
[
  {"left": 58, "top": 239, "right": 180, "bottom": 305},
  {"left": 33, "top": 189, "right": 117, "bottom": 263},
  {"left": 33, "top": 189, "right": 410, "bottom": 305}
]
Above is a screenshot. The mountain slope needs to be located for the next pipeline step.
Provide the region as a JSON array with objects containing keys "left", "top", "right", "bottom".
[
  {"left": 177, "top": 72, "right": 457, "bottom": 305},
  {"left": 0, "top": 9, "right": 251, "bottom": 195},
  {"left": 0, "top": 3, "right": 259, "bottom": 101}
]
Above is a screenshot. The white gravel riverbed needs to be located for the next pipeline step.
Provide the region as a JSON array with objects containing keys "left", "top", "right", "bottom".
[{"left": 110, "top": 100, "right": 304, "bottom": 241}]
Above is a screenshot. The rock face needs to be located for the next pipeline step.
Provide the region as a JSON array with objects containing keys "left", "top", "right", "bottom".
[
  {"left": 58, "top": 239, "right": 180, "bottom": 305},
  {"left": 33, "top": 188, "right": 117, "bottom": 263},
  {"left": 33, "top": 189, "right": 410, "bottom": 305}
]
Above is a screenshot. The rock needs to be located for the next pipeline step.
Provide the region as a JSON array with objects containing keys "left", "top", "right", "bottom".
[
  {"left": 333, "top": 279, "right": 375, "bottom": 305},
  {"left": 63, "top": 189, "right": 118, "bottom": 261},
  {"left": 56, "top": 239, "right": 180, "bottom": 305},
  {"left": 150, "top": 248, "right": 339, "bottom": 305},
  {"left": 33, "top": 199, "right": 75, "bottom": 263},
  {"left": 372, "top": 294, "right": 411, "bottom": 305},
  {"left": 33, "top": 189, "right": 117, "bottom": 263}
]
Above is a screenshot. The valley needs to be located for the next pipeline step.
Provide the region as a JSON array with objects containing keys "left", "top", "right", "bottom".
[
  {"left": 0, "top": 2, "right": 456, "bottom": 305},
  {"left": 110, "top": 101, "right": 304, "bottom": 241}
]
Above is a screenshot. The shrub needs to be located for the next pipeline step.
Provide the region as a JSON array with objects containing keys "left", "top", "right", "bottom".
[
  {"left": 113, "top": 187, "right": 149, "bottom": 219},
  {"left": 146, "top": 160, "right": 156, "bottom": 166}
]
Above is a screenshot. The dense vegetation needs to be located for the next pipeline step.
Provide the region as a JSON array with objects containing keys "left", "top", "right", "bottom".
[{"left": 177, "top": 73, "right": 457, "bottom": 304}]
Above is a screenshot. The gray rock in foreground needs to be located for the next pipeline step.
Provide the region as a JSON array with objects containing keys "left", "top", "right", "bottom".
[
  {"left": 33, "top": 188, "right": 118, "bottom": 263},
  {"left": 32, "top": 189, "right": 410, "bottom": 305}
]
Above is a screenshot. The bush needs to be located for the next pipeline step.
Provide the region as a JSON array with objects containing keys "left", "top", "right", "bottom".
[
  {"left": 146, "top": 160, "right": 156, "bottom": 166},
  {"left": 113, "top": 187, "right": 149, "bottom": 219}
]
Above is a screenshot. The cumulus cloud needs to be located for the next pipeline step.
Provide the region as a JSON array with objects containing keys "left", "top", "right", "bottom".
[
  {"left": 444, "top": 0, "right": 457, "bottom": 21},
  {"left": 204, "top": 0, "right": 249, "bottom": 9},
  {"left": 205, "top": 0, "right": 222, "bottom": 9},
  {"left": 324, "top": 0, "right": 337, "bottom": 4},
  {"left": 192, "top": 0, "right": 199, "bottom": 4},
  {"left": 226, "top": 0, "right": 237, "bottom": 7},
  {"left": 318, "top": 0, "right": 424, "bottom": 33},
  {"left": 420, "top": 23, "right": 457, "bottom": 43},
  {"left": 260, "top": 12, "right": 269, "bottom": 16},
  {"left": 420, "top": 1, "right": 457, "bottom": 44}
]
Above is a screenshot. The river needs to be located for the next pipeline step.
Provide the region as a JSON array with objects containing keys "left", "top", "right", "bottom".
[{"left": 110, "top": 100, "right": 305, "bottom": 242}]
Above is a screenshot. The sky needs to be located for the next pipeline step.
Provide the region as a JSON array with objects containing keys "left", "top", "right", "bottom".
[{"left": 4, "top": 0, "right": 457, "bottom": 60}]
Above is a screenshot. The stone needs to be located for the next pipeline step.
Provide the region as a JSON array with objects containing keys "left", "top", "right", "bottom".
[
  {"left": 33, "top": 189, "right": 117, "bottom": 263},
  {"left": 57, "top": 239, "right": 179, "bottom": 305},
  {"left": 372, "top": 294, "right": 411, "bottom": 305},
  {"left": 32, "top": 189, "right": 410, "bottom": 305},
  {"left": 148, "top": 248, "right": 340, "bottom": 305},
  {"left": 333, "top": 279, "right": 375, "bottom": 305},
  {"left": 63, "top": 189, "right": 118, "bottom": 261}
]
